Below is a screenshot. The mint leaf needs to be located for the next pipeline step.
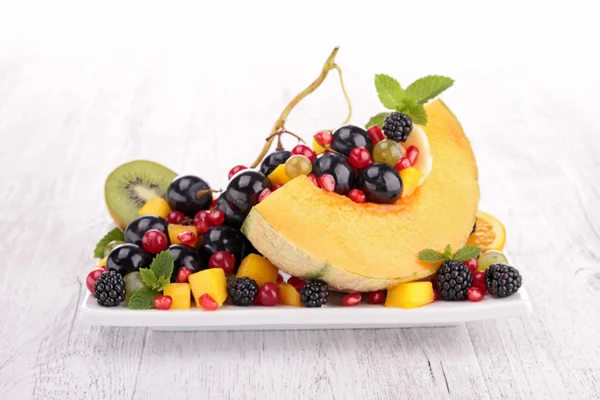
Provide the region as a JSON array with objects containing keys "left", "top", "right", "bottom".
[
  {"left": 452, "top": 246, "right": 482, "bottom": 262},
  {"left": 128, "top": 287, "right": 159, "bottom": 310},
  {"left": 405, "top": 75, "right": 454, "bottom": 105},
  {"left": 444, "top": 245, "right": 453, "bottom": 259},
  {"left": 404, "top": 103, "right": 428, "bottom": 126},
  {"left": 150, "top": 251, "right": 175, "bottom": 284},
  {"left": 139, "top": 268, "right": 157, "bottom": 288},
  {"left": 365, "top": 112, "right": 391, "bottom": 129},
  {"left": 375, "top": 74, "right": 405, "bottom": 109},
  {"left": 93, "top": 228, "right": 124, "bottom": 259},
  {"left": 418, "top": 249, "right": 446, "bottom": 263},
  {"left": 152, "top": 276, "right": 171, "bottom": 292}
]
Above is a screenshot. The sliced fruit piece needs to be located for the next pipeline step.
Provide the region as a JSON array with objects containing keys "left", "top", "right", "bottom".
[
  {"left": 401, "top": 126, "right": 432, "bottom": 185},
  {"left": 138, "top": 197, "right": 171, "bottom": 218},
  {"left": 163, "top": 283, "right": 191, "bottom": 310},
  {"left": 236, "top": 254, "right": 279, "bottom": 287},
  {"left": 267, "top": 164, "right": 291, "bottom": 186},
  {"left": 312, "top": 138, "right": 326, "bottom": 155},
  {"left": 477, "top": 250, "right": 508, "bottom": 271},
  {"left": 105, "top": 160, "right": 177, "bottom": 229},
  {"left": 385, "top": 282, "right": 434, "bottom": 309},
  {"left": 242, "top": 100, "right": 479, "bottom": 292},
  {"left": 168, "top": 224, "right": 198, "bottom": 247},
  {"left": 279, "top": 282, "right": 302, "bottom": 306},
  {"left": 399, "top": 167, "right": 422, "bottom": 198},
  {"left": 188, "top": 268, "right": 228, "bottom": 307},
  {"left": 466, "top": 211, "right": 506, "bottom": 251},
  {"left": 95, "top": 257, "right": 107, "bottom": 269}
]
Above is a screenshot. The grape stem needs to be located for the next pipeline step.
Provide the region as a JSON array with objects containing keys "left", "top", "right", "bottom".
[
  {"left": 196, "top": 188, "right": 222, "bottom": 200},
  {"left": 249, "top": 46, "right": 353, "bottom": 168}
]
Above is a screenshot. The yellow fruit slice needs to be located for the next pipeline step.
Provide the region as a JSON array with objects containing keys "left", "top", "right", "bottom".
[
  {"left": 237, "top": 254, "right": 279, "bottom": 287},
  {"left": 466, "top": 211, "right": 506, "bottom": 251},
  {"left": 138, "top": 197, "right": 171, "bottom": 218},
  {"left": 168, "top": 224, "right": 198, "bottom": 247},
  {"left": 267, "top": 164, "right": 291, "bottom": 186},
  {"left": 95, "top": 257, "right": 107, "bottom": 269},
  {"left": 385, "top": 282, "right": 434, "bottom": 309},
  {"left": 189, "top": 269, "right": 228, "bottom": 308},
  {"left": 312, "top": 138, "right": 326, "bottom": 155},
  {"left": 399, "top": 167, "right": 422, "bottom": 198},
  {"left": 279, "top": 282, "right": 302, "bottom": 306},
  {"left": 163, "top": 283, "right": 191, "bottom": 310}
]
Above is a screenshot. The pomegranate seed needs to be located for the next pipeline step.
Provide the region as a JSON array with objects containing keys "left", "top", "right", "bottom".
[
  {"left": 276, "top": 274, "right": 284, "bottom": 284},
  {"left": 342, "top": 293, "right": 362, "bottom": 306},
  {"left": 406, "top": 146, "right": 419, "bottom": 165},
  {"left": 258, "top": 282, "right": 281, "bottom": 306},
  {"left": 258, "top": 188, "right": 272, "bottom": 203},
  {"left": 348, "top": 189, "right": 366, "bottom": 203},
  {"left": 367, "top": 125, "right": 386, "bottom": 145},
  {"left": 467, "top": 287, "right": 484, "bottom": 302},
  {"left": 154, "top": 295, "right": 172, "bottom": 310},
  {"left": 228, "top": 165, "right": 247, "bottom": 180},
  {"left": 308, "top": 174, "right": 319, "bottom": 187},
  {"left": 272, "top": 184, "right": 282, "bottom": 191},
  {"left": 433, "top": 289, "right": 440, "bottom": 301},
  {"left": 193, "top": 210, "right": 212, "bottom": 225},
  {"left": 86, "top": 267, "right": 106, "bottom": 294},
  {"left": 165, "top": 210, "right": 186, "bottom": 224},
  {"left": 142, "top": 229, "right": 169, "bottom": 254},
  {"left": 199, "top": 293, "right": 218, "bottom": 311},
  {"left": 176, "top": 266, "right": 193, "bottom": 283},
  {"left": 291, "top": 144, "right": 316, "bottom": 163},
  {"left": 209, "top": 210, "right": 225, "bottom": 226},
  {"left": 177, "top": 230, "right": 196, "bottom": 246},
  {"left": 288, "top": 276, "right": 306, "bottom": 291},
  {"left": 208, "top": 251, "right": 236, "bottom": 275},
  {"left": 315, "top": 130, "right": 333, "bottom": 145},
  {"left": 348, "top": 146, "right": 372, "bottom": 169},
  {"left": 318, "top": 174, "right": 336, "bottom": 192},
  {"left": 366, "top": 290, "right": 386, "bottom": 304},
  {"left": 472, "top": 271, "right": 487, "bottom": 293},
  {"left": 463, "top": 258, "right": 478, "bottom": 273},
  {"left": 195, "top": 220, "right": 212, "bottom": 235},
  {"left": 394, "top": 157, "right": 412, "bottom": 172}
]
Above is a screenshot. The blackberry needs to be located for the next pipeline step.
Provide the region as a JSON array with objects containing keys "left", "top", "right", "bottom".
[
  {"left": 485, "top": 264, "right": 522, "bottom": 298},
  {"left": 300, "top": 280, "right": 329, "bottom": 307},
  {"left": 227, "top": 277, "right": 259, "bottom": 306},
  {"left": 382, "top": 112, "right": 413, "bottom": 142},
  {"left": 94, "top": 271, "right": 126, "bottom": 307},
  {"left": 436, "top": 260, "right": 473, "bottom": 301}
]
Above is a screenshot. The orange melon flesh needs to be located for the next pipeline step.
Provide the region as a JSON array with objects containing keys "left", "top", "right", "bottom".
[{"left": 242, "top": 100, "right": 479, "bottom": 292}]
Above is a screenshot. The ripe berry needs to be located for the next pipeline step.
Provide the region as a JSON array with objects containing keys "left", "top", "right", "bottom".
[
  {"left": 195, "top": 220, "right": 212, "bottom": 235},
  {"left": 467, "top": 287, "right": 484, "bottom": 302},
  {"left": 464, "top": 258, "right": 479, "bottom": 273},
  {"left": 348, "top": 146, "right": 372, "bottom": 169},
  {"left": 272, "top": 184, "right": 282, "bottom": 191},
  {"left": 406, "top": 146, "right": 419, "bottom": 165},
  {"left": 142, "top": 229, "right": 169, "bottom": 254},
  {"left": 308, "top": 174, "right": 319, "bottom": 187},
  {"left": 209, "top": 210, "right": 225, "bottom": 226},
  {"left": 348, "top": 189, "right": 366, "bottom": 203},
  {"left": 165, "top": 210, "right": 186, "bottom": 224},
  {"left": 276, "top": 274, "right": 284, "bottom": 284},
  {"left": 472, "top": 270, "right": 487, "bottom": 293},
  {"left": 318, "top": 174, "right": 336, "bottom": 192},
  {"left": 86, "top": 267, "right": 106, "bottom": 294},
  {"left": 315, "top": 130, "right": 333, "bottom": 146},
  {"left": 367, "top": 125, "right": 386, "bottom": 145},
  {"left": 258, "top": 282, "right": 281, "bottom": 306},
  {"left": 177, "top": 230, "right": 196, "bottom": 246},
  {"left": 291, "top": 144, "right": 316, "bottom": 163},
  {"left": 199, "top": 293, "right": 218, "bottom": 311},
  {"left": 433, "top": 289, "right": 440, "bottom": 301},
  {"left": 193, "top": 210, "right": 211, "bottom": 225},
  {"left": 288, "top": 276, "right": 306, "bottom": 291},
  {"left": 342, "top": 293, "right": 362, "bottom": 306},
  {"left": 154, "top": 295, "right": 172, "bottom": 310},
  {"left": 366, "top": 290, "right": 385, "bottom": 304},
  {"left": 258, "top": 188, "right": 272, "bottom": 203},
  {"left": 176, "top": 266, "right": 192, "bottom": 283},
  {"left": 228, "top": 165, "right": 247, "bottom": 180},
  {"left": 394, "top": 157, "right": 412, "bottom": 172},
  {"left": 208, "top": 251, "right": 236, "bottom": 275}
]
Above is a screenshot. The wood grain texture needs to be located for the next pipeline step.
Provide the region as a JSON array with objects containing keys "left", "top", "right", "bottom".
[{"left": 1, "top": 2, "right": 600, "bottom": 399}]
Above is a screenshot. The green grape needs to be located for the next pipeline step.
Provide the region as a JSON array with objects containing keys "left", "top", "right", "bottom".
[
  {"left": 372, "top": 139, "right": 404, "bottom": 166},
  {"left": 478, "top": 250, "right": 509, "bottom": 271},
  {"left": 124, "top": 271, "right": 145, "bottom": 302},
  {"left": 104, "top": 240, "right": 125, "bottom": 257},
  {"left": 285, "top": 155, "right": 312, "bottom": 179}
]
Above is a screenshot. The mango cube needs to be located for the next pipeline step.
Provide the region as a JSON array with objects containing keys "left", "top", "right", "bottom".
[
  {"left": 385, "top": 281, "right": 434, "bottom": 309},
  {"left": 312, "top": 138, "right": 326, "bottom": 155},
  {"left": 168, "top": 224, "right": 198, "bottom": 247},
  {"left": 236, "top": 254, "right": 279, "bottom": 287},
  {"left": 279, "top": 282, "right": 302, "bottom": 306},
  {"left": 267, "top": 164, "right": 291, "bottom": 186},
  {"left": 189, "top": 268, "right": 228, "bottom": 308},
  {"left": 138, "top": 197, "right": 171, "bottom": 218},
  {"left": 399, "top": 167, "right": 423, "bottom": 198},
  {"left": 163, "top": 283, "right": 191, "bottom": 310}
]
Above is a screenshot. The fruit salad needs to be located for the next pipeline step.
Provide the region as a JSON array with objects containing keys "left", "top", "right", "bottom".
[{"left": 88, "top": 47, "right": 522, "bottom": 311}]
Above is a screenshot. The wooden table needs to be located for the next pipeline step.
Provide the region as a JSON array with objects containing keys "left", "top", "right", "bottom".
[{"left": 1, "top": 3, "right": 599, "bottom": 399}]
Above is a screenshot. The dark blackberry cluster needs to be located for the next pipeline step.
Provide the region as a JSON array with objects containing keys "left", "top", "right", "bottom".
[
  {"left": 300, "top": 280, "right": 329, "bottom": 307},
  {"left": 485, "top": 264, "right": 522, "bottom": 298},
  {"left": 382, "top": 112, "right": 413, "bottom": 142},
  {"left": 94, "top": 271, "right": 126, "bottom": 307},
  {"left": 436, "top": 260, "right": 473, "bottom": 301},
  {"left": 227, "top": 277, "right": 259, "bottom": 306}
]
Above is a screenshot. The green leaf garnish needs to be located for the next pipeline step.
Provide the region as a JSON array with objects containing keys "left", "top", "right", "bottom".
[
  {"left": 418, "top": 249, "right": 446, "bottom": 263},
  {"left": 402, "top": 103, "right": 427, "bottom": 126},
  {"left": 129, "top": 287, "right": 160, "bottom": 310},
  {"left": 405, "top": 75, "right": 454, "bottom": 105},
  {"left": 138, "top": 251, "right": 175, "bottom": 292},
  {"left": 452, "top": 246, "right": 482, "bottom": 262},
  {"left": 444, "top": 245, "right": 453, "bottom": 259},
  {"left": 365, "top": 112, "right": 391, "bottom": 129},
  {"left": 374, "top": 74, "right": 405, "bottom": 109},
  {"left": 93, "top": 227, "right": 124, "bottom": 259},
  {"left": 419, "top": 244, "right": 482, "bottom": 264},
  {"left": 139, "top": 268, "right": 157, "bottom": 288}
]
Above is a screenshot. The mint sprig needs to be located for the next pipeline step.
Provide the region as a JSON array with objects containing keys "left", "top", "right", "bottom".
[
  {"left": 129, "top": 250, "right": 175, "bottom": 309},
  {"left": 419, "top": 245, "right": 481, "bottom": 263},
  {"left": 129, "top": 287, "right": 160, "bottom": 310},
  {"left": 93, "top": 227, "right": 124, "bottom": 259}
]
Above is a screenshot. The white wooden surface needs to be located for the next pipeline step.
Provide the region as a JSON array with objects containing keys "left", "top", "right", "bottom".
[{"left": 1, "top": 2, "right": 600, "bottom": 399}]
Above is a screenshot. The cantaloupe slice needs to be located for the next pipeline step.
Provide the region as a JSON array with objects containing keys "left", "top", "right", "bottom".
[{"left": 241, "top": 100, "right": 479, "bottom": 292}]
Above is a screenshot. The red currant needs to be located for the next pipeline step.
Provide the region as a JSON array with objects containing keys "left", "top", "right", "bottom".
[
  {"left": 165, "top": 210, "right": 186, "bottom": 224},
  {"left": 315, "top": 130, "right": 333, "bottom": 145},
  {"left": 142, "top": 229, "right": 169, "bottom": 254},
  {"left": 199, "top": 293, "right": 218, "bottom": 311},
  {"left": 154, "top": 295, "right": 172, "bottom": 310},
  {"left": 467, "top": 287, "right": 484, "bottom": 302},
  {"left": 366, "top": 290, "right": 386, "bottom": 304},
  {"left": 258, "top": 282, "right": 281, "bottom": 306},
  {"left": 433, "top": 289, "right": 440, "bottom": 301},
  {"left": 472, "top": 271, "right": 487, "bottom": 293},
  {"left": 342, "top": 293, "right": 362, "bottom": 306},
  {"left": 86, "top": 267, "right": 106, "bottom": 294},
  {"left": 291, "top": 144, "right": 316, "bottom": 163},
  {"left": 228, "top": 165, "right": 247, "bottom": 180},
  {"left": 276, "top": 273, "right": 284, "bottom": 285},
  {"left": 394, "top": 157, "right": 412, "bottom": 172},
  {"left": 288, "top": 276, "right": 306, "bottom": 291},
  {"left": 209, "top": 210, "right": 225, "bottom": 226},
  {"left": 208, "top": 251, "right": 236, "bottom": 275},
  {"left": 367, "top": 125, "right": 386, "bottom": 145},
  {"left": 193, "top": 210, "right": 211, "bottom": 225},
  {"left": 406, "top": 146, "right": 419, "bottom": 165},
  {"left": 177, "top": 230, "right": 196, "bottom": 246},
  {"left": 258, "top": 188, "right": 272, "bottom": 203},
  {"left": 348, "top": 189, "right": 366, "bottom": 203},
  {"left": 195, "top": 220, "right": 212, "bottom": 235},
  {"left": 348, "top": 146, "right": 372, "bottom": 169},
  {"left": 318, "top": 174, "right": 336, "bottom": 192},
  {"left": 308, "top": 174, "right": 319, "bottom": 187},
  {"left": 176, "top": 266, "right": 192, "bottom": 283},
  {"left": 463, "top": 258, "right": 478, "bottom": 273}
]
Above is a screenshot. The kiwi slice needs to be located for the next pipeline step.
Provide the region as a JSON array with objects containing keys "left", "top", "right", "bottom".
[{"left": 105, "top": 160, "right": 177, "bottom": 229}]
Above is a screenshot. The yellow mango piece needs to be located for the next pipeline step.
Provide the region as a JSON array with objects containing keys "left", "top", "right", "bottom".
[
  {"left": 168, "top": 224, "right": 198, "bottom": 246},
  {"left": 312, "top": 138, "right": 326, "bottom": 155},
  {"left": 95, "top": 257, "right": 107, "bottom": 269},
  {"left": 236, "top": 254, "right": 279, "bottom": 287},
  {"left": 163, "top": 283, "right": 191, "bottom": 310},
  {"left": 279, "top": 282, "right": 302, "bottom": 306},
  {"left": 385, "top": 282, "right": 434, "bottom": 309},
  {"left": 189, "top": 268, "right": 228, "bottom": 308},
  {"left": 138, "top": 197, "right": 171, "bottom": 218},
  {"left": 267, "top": 164, "right": 291, "bottom": 186},
  {"left": 399, "top": 167, "right": 423, "bottom": 198}
]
